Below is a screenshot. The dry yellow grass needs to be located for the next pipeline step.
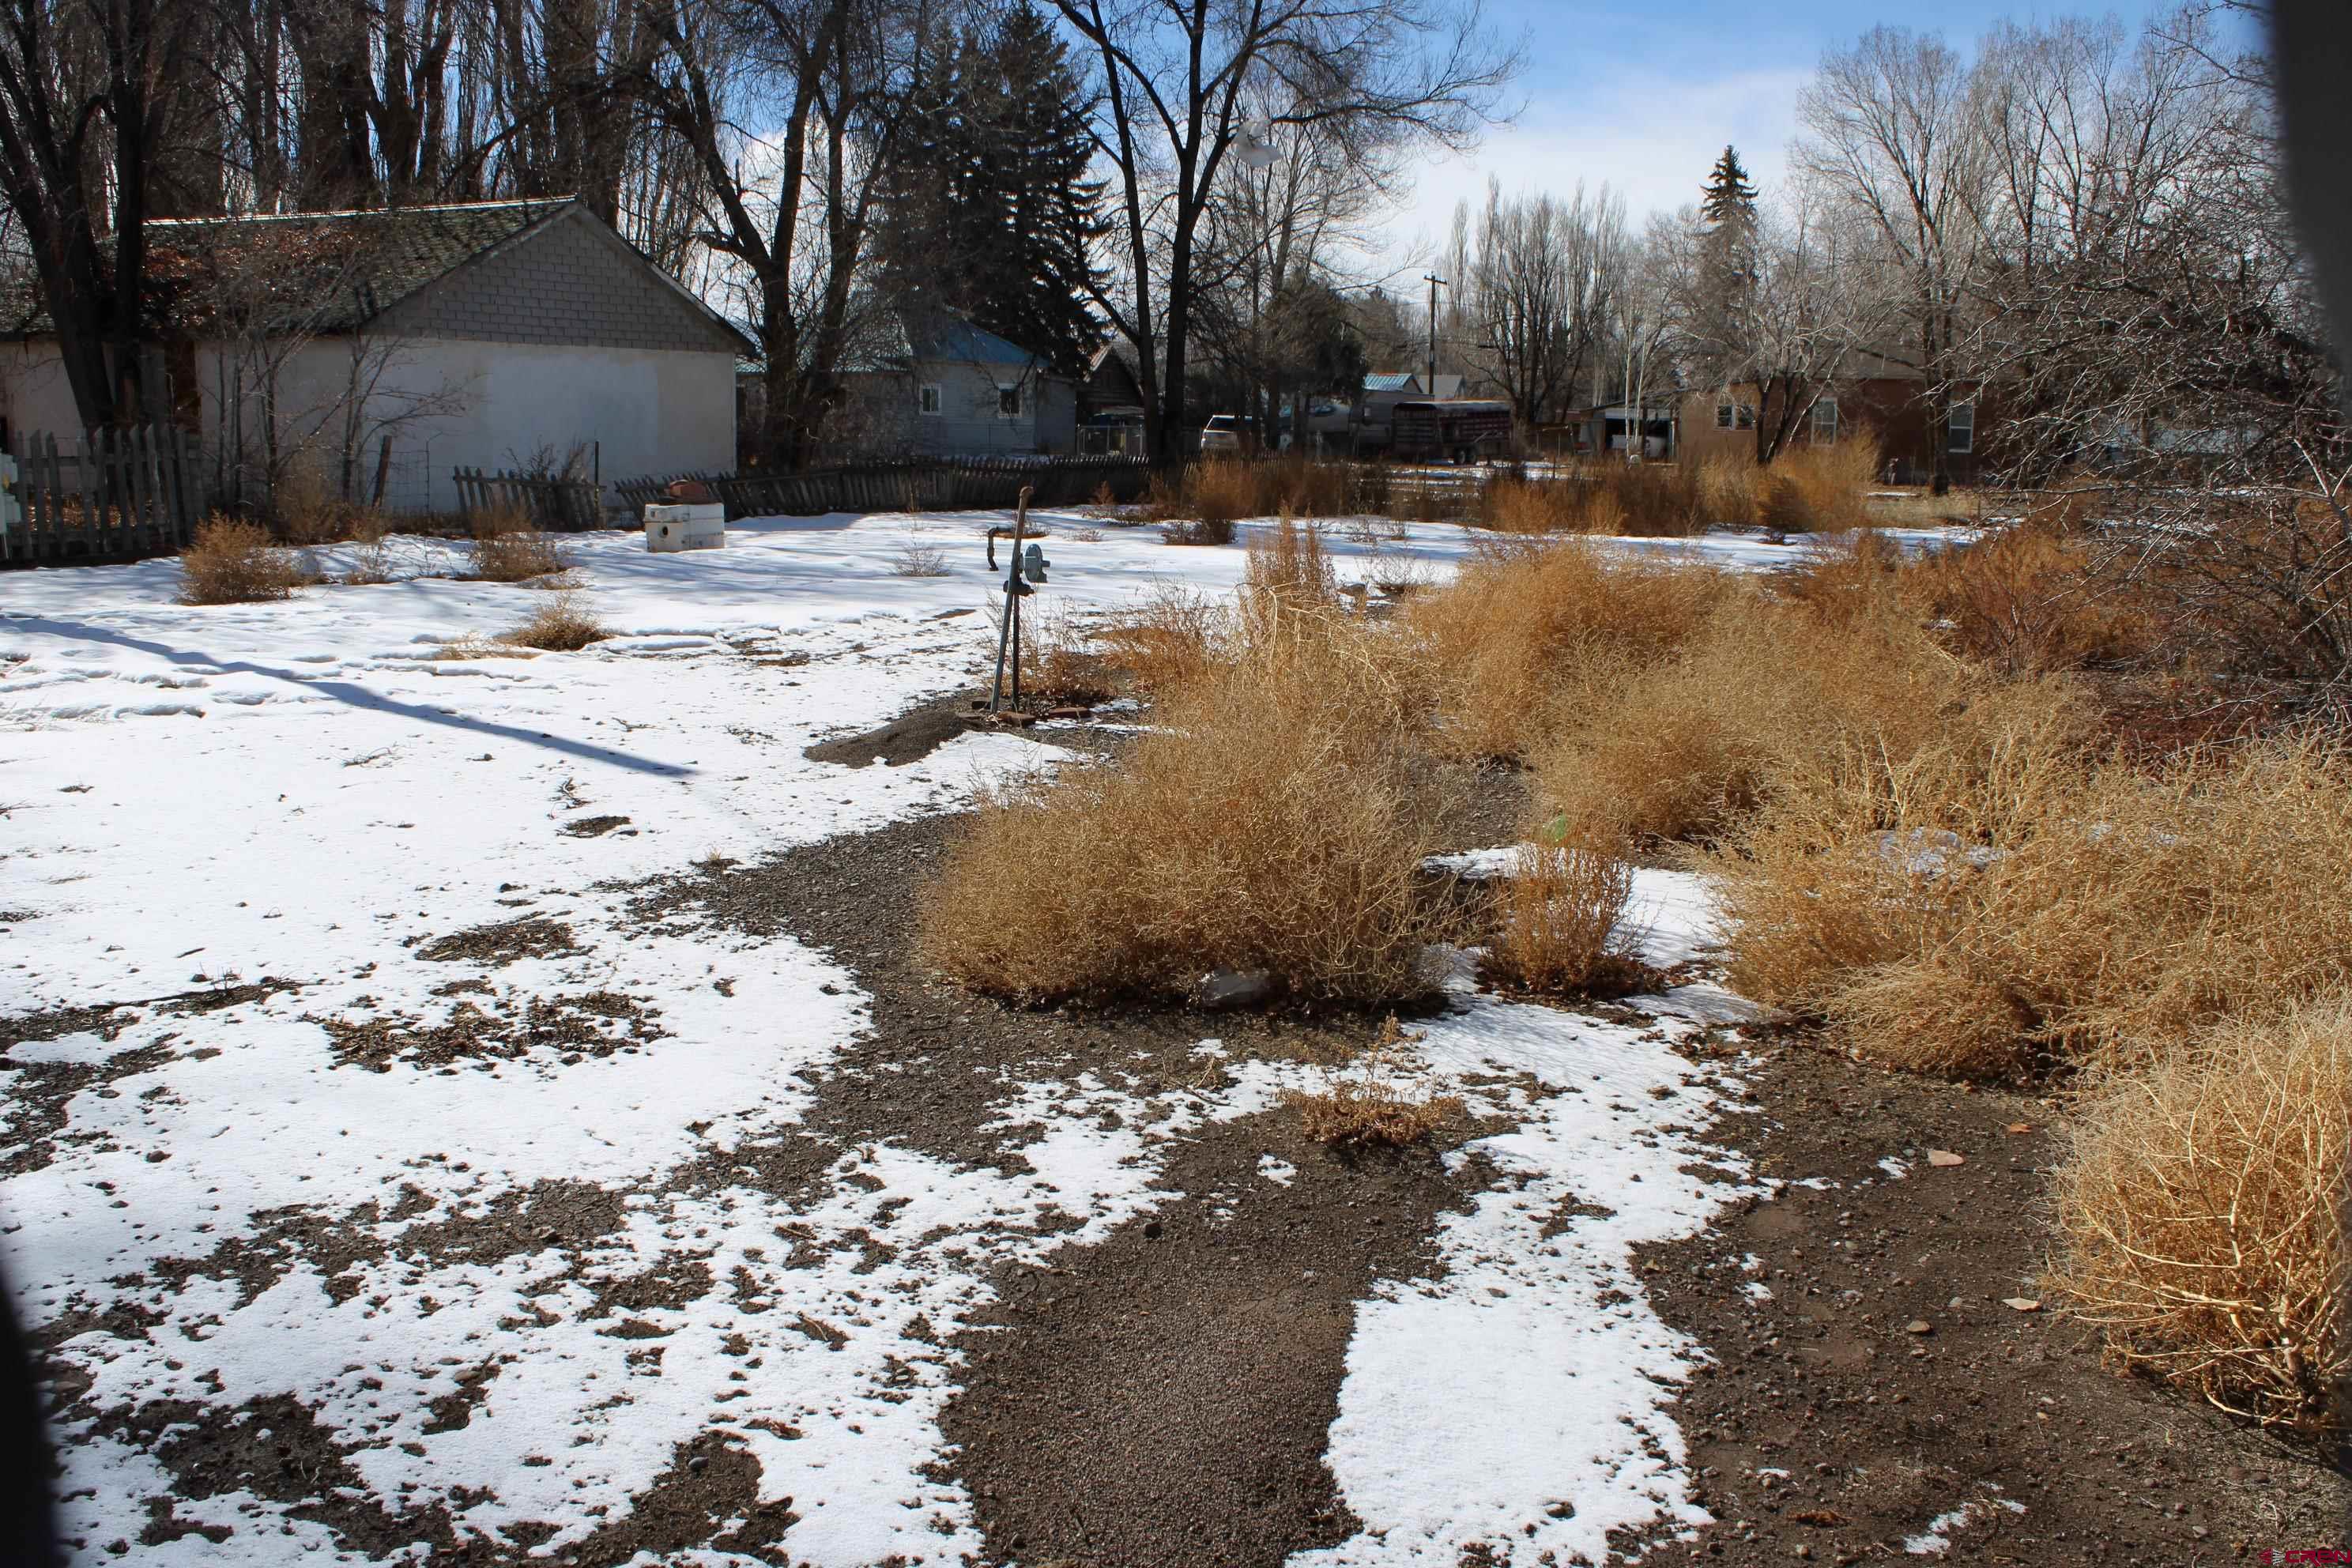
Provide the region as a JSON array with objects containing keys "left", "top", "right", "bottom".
[
  {"left": 179, "top": 517, "right": 307, "bottom": 605},
  {"left": 1406, "top": 540, "right": 1740, "bottom": 760},
  {"left": 2049, "top": 1000, "right": 2350, "bottom": 1430},
  {"left": 1482, "top": 838, "right": 1644, "bottom": 997},
  {"left": 1284, "top": 1017, "right": 1465, "bottom": 1148},
  {"left": 1710, "top": 729, "right": 2352, "bottom": 1078},
  {"left": 919, "top": 611, "right": 1450, "bottom": 1005},
  {"left": 1528, "top": 583, "right": 2049, "bottom": 846},
  {"left": 471, "top": 508, "right": 567, "bottom": 582},
  {"left": 500, "top": 591, "right": 611, "bottom": 651},
  {"left": 1089, "top": 583, "right": 1227, "bottom": 694},
  {"left": 1772, "top": 437, "right": 1881, "bottom": 533},
  {"left": 1243, "top": 514, "right": 1336, "bottom": 610},
  {"left": 1899, "top": 526, "right": 2154, "bottom": 676}
]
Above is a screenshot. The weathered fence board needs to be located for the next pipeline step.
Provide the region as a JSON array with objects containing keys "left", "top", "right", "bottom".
[
  {"left": 0, "top": 425, "right": 202, "bottom": 564},
  {"left": 452, "top": 467, "right": 606, "bottom": 532},
  {"left": 614, "top": 454, "right": 1153, "bottom": 522}
]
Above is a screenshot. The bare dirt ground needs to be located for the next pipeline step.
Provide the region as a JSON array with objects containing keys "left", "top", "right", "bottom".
[{"left": 14, "top": 702, "right": 2347, "bottom": 1565}]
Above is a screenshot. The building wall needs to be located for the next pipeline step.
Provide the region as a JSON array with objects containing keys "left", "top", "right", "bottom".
[
  {"left": 0, "top": 342, "right": 94, "bottom": 448},
  {"left": 379, "top": 206, "right": 745, "bottom": 358},
  {"left": 195, "top": 335, "right": 736, "bottom": 513},
  {"left": 836, "top": 360, "right": 1072, "bottom": 458}
]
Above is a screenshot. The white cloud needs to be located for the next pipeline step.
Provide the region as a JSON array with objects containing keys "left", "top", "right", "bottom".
[{"left": 1366, "top": 65, "right": 1811, "bottom": 269}]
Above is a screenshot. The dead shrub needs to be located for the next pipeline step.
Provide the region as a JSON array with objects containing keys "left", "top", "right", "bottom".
[
  {"left": 1482, "top": 836, "right": 1645, "bottom": 997},
  {"left": 918, "top": 614, "right": 1451, "bottom": 1007},
  {"left": 891, "top": 541, "right": 952, "bottom": 578},
  {"left": 178, "top": 517, "right": 307, "bottom": 605},
  {"left": 1476, "top": 464, "right": 1714, "bottom": 538},
  {"left": 1901, "top": 526, "right": 2156, "bottom": 676},
  {"left": 470, "top": 508, "right": 567, "bottom": 582},
  {"left": 340, "top": 536, "right": 394, "bottom": 586},
  {"left": 500, "top": 591, "right": 611, "bottom": 651},
  {"left": 1758, "top": 475, "right": 1813, "bottom": 540},
  {"left": 1284, "top": 1017, "right": 1465, "bottom": 1148},
  {"left": 1773, "top": 436, "right": 1880, "bottom": 533},
  {"left": 1091, "top": 584, "right": 1228, "bottom": 693},
  {"left": 1479, "top": 474, "right": 1586, "bottom": 535},
  {"left": 1710, "top": 727, "right": 2352, "bottom": 1079},
  {"left": 1017, "top": 601, "right": 1118, "bottom": 706},
  {"left": 2048, "top": 1000, "right": 2350, "bottom": 1431},
  {"left": 1695, "top": 454, "right": 1759, "bottom": 530},
  {"left": 1243, "top": 514, "right": 1335, "bottom": 611},
  {"left": 1406, "top": 540, "right": 1740, "bottom": 759},
  {"left": 1161, "top": 516, "right": 1238, "bottom": 547},
  {"left": 1528, "top": 589, "right": 2019, "bottom": 847}
]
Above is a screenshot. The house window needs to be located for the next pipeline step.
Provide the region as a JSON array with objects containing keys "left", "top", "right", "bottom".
[
  {"left": 1947, "top": 398, "right": 1976, "bottom": 454},
  {"left": 918, "top": 383, "right": 941, "bottom": 416},
  {"left": 1715, "top": 401, "right": 1734, "bottom": 430},
  {"left": 1717, "top": 401, "right": 1757, "bottom": 430},
  {"left": 1810, "top": 397, "right": 1838, "bottom": 442},
  {"left": 997, "top": 383, "right": 1021, "bottom": 418}
]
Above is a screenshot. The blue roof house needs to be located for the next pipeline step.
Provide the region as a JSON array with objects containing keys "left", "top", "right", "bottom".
[{"left": 832, "top": 313, "right": 1079, "bottom": 458}]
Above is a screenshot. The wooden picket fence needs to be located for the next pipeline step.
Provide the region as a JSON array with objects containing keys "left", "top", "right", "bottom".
[
  {"left": 451, "top": 466, "right": 606, "bottom": 532},
  {"left": 0, "top": 425, "right": 203, "bottom": 564},
  {"left": 614, "top": 454, "right": 1152, "bottom": 521}
]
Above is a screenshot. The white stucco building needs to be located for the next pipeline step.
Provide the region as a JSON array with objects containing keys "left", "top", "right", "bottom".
[{"left": 0, "top": 198, "right": 750, "bottom": 514}]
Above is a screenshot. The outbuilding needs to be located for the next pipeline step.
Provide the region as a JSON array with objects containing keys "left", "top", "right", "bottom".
[{"left": 0, "top": 196, "right": 751, "bottom": 515}]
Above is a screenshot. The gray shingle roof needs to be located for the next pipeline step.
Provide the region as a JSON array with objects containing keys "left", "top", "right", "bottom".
[{"left": 0, "top": 198, "right": 738, "bottom": 346}]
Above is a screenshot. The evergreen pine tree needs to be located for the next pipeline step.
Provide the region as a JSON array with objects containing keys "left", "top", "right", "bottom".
[
  {"left": 1694, "top": 145, "right": 1762, "bottom": 421},
  {"left": 1699, "top": 145, "right": 1758, "bottom": 233},
  {"left": 873, "top": 4, "right": 1104, "bottom": 376}
]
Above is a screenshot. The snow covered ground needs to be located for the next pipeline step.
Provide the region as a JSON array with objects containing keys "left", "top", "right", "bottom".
[{"left": 0, "top": 511, "right": 1912, "bottom": 1565}]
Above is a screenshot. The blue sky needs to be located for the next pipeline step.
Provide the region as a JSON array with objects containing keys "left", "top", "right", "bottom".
[{"left": 1375, "top": 0, "right": 2260, "bottom": 270}]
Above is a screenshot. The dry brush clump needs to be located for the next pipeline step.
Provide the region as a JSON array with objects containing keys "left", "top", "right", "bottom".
[
  {"left": 470, "top": 508, "right": 567, "bottom": 582},
  {"left": 1711, "top": 729, "right": 2352, "bottom": 1080},
  {"left": 918, "top": 612, "right": 1453, "bottom": 1007},
  {"left": 179, "top": 517, "right": 308, "bottom": 605},
  {"left": 2048, "top": 1000, "right": 2350, "bottom": 1431},
  {"left": 1529, "top": 582, "right": 2070, "bottom": 847},
  {"left": 1405, "top": 540, "right": 1741, "bottom": 760},
  {"left": 1284, "top": 1016, "right": 1465, "bottom": 1148},
  {"left": 1242, "top": 514, "right": 1336, "bottom": 611},
  {"left": 1480, "top": 836, "right": 1646, "bottom": 997},
  {"left": 501, "top": 591, "right": 612, "bottom": 651}
]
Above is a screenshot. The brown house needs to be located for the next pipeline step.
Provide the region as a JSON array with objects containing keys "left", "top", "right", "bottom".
[{"left": 1685, "top": 349, "right": 1988, "bottom": 485}]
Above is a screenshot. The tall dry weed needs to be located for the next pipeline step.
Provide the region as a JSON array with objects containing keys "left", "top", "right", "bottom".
[
  {"left": 1711, "top": 729, "right": 2352, "bottom": 1079},
  {"left": 1406, "top": 541, "right": 1739, "bottom": 760},
  {"left": 2049, "top": 1000, "right": 2350, "bottom": 1430},
  {"left": 1244, "top": 514, "right": 1336, "bottom": 611},
  {"left": 1482, "top": 837, "right": 1642, "bottom": 997},
  {"left": 920, "top": 611, "right": 1449, "bottom": 1005},
  {"left": 179, "top": 517, "right": 307, "bottom": 605},
  {"left": 471, "top": 507, "right": 567, "bottom": 582}
]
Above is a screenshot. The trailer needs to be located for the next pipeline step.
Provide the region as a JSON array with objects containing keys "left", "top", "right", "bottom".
[{"left": 1389, "top": 399, "right": 1515, "bottom": 463}]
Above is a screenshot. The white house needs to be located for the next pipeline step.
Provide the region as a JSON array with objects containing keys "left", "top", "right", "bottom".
[
  {"left": 0, "top": 197, "right": 751, "bottom": 514},
  {"left": 831, "top": 313, "right": 1079, "bottom": 458}
]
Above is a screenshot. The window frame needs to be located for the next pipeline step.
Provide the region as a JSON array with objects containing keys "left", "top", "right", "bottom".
[
  {"left": 1947, "top": 398, "right": 1976, "bottom": 454},
  {"left": 1810, "top": 396, "right": 1838, "bottom": 443},
  {"left": 997, "top": 383, "right": 1023, "bottom": 419},
  {"left": 918, "top": 383, "right": 942, "bottom": 416}
]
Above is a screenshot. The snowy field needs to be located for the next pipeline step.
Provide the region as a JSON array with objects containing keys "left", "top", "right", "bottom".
[{"left": 0, "top": 512, "right": 1928, "bottom": 1565}]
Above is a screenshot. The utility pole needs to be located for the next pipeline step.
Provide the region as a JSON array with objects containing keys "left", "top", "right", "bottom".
[{"left": 1423, "top": 273, "right": 1447, "bottom": 394}]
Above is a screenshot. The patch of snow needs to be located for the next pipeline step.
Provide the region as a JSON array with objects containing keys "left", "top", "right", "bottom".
[
  {"left": 1258, "top": 1155, "right": 1298, "bottom": 1186},
  {"left": 1880, "top": 1156, "right": 1913, "bottom": 1181},
  {"left": 1290, "top": 948, "right": 1755, "bottom": 1566},
  {"left": 1903, "top": 1494, "right": 2028, "bottom": 1555}
]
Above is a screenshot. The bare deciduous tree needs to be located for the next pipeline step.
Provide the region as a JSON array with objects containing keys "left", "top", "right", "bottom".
[
  {"left": 1455, "top": 179, "right": 1620, "bottom": 430},
  {"left": 1046, "top": 0, "right": 1515, "bottom": 464},
  {"left": 1796, "top": 26, "right": 1990, "bottom": 489}
]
